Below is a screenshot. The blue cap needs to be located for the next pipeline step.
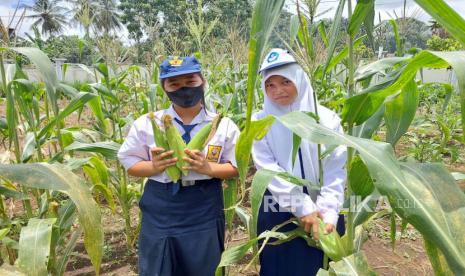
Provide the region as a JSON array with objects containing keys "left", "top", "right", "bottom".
[{"left": 159, "top": 56, "right": 202, "bottom": 79}]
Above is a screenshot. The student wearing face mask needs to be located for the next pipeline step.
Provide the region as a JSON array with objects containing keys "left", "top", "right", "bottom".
[{"left": 117, "top": 56, "right": 240, "bottom": 276}]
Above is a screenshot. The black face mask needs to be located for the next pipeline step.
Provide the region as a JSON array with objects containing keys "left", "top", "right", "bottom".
[{"left": 166, "top": 85, "right": 204, "bottom": 108}]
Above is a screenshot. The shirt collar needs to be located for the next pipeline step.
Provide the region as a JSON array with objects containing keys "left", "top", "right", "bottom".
[{"left": 166, "top": 104, "right": 214, "bottom": 125}]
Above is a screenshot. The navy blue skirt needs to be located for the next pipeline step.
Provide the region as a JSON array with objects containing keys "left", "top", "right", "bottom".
[
  {"left": 258, "top": 189, "right": 345, "bottom": 276},
  {"left": 138, "top": 178, "right": 225, "bottom": 276}
]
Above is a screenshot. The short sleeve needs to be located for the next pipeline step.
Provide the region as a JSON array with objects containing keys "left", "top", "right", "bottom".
[
  {"left": 220, "top": 118, "right": 240, "bottom": 168},
  {"left": 117, "top": 121, "right": 150, "bottom": 170}
]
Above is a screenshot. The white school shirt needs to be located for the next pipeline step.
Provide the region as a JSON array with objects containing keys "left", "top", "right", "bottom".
[
  {"left": 117, "top": 105, "right": 240, "bottom": 182},
  {"left": 251, "top": 106, "right": 347, "bottom": 226}
]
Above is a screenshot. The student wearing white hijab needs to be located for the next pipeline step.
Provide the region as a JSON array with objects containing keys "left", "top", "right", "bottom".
[{"left": 251, "top": 48, "right": 347, "bottom": 276}]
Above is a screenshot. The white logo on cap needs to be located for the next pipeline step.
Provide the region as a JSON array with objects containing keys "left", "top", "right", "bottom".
[
  {"left": 267, "top": 52, "right": 279, "bottom": 63},
  {"left": 259, "top": 48, "right": 297, "bottom": 73}
]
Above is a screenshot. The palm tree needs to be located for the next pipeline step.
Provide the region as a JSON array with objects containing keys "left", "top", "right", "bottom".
[
  {"left": 70, "top": 0, "right": 95, "bottom": 38},
  {"left": 25, "top": 0, "right": 69, "bottom": 36},
  {"left": 92, "top": 0, "right": 122, "bottom": 35}
]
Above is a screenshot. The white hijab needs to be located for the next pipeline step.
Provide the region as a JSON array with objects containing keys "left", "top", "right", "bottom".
[{"left": 261, "top": 63, "right": 319, "bottom": 184}]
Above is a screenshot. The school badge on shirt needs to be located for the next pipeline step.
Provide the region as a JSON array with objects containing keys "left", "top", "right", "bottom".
[{"left": 206, "top": 145, "right": 222, "bottom": 162}]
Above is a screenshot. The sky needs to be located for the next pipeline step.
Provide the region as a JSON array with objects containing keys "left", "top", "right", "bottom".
[
  {"left": 1, "top": 0, "right": 465, "bottom": 42},
  {"left": 304, "top": 0, "right": 465, "bottom": 23}
]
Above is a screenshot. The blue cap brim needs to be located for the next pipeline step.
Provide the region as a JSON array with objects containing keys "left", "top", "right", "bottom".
[
  {"left": 259, "top": 61, "right": 297, "bottom": 74},
  {"left": 159, "top": 69, "right": 202, "bottom": 79}
]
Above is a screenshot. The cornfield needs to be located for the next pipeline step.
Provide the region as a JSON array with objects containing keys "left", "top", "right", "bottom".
[{"left": 0, "top": 0, "right": 464, "bottom": 275}]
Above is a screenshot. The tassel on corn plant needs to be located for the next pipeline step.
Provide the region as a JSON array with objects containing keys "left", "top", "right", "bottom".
[{"left": 149, "top": 112, "right": 181, "bottom": 182}]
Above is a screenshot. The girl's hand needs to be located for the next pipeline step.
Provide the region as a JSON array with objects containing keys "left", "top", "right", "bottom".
[
  {"left": 151, "top": 147, "right": 177, "bottom": 175},
  {"left": 300, "top": 211, "right": 323, "bottom": 240},
  {"left": 182, "top": 149, "right": 213, "bottom": 176},
  {"left": 324, "top": 223, "right": 335, "bottom": 234}
]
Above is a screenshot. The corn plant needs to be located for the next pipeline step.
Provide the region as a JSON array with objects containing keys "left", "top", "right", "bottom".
[
  {"left": 0, "top": 47, "right": 107, "bottom": 275},
  {"left": 0, "top": 164, "right": 103, "bottom": 275}
]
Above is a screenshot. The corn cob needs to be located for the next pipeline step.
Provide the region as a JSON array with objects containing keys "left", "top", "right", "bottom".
[
  {"left": 186, "top": 122, "right": 212, "bottom": 151},
  {"left": 148, "top": 112, "right": 181, "bottom": 182},
  {"left": 205, "top": 114, "right": 222, "bottom": 147},
  {"left": 317, "top": 219, "right": 347, "bottom": 262},
  {"left": 162, "top": 114, "right": 187, "bottom": 174},
  {"left": 186, "top": 114, "right": 222, "bottom": 151}
]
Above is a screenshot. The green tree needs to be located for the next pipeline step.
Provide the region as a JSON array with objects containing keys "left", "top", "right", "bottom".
[
  {"left": 42, "top": 35, "right": 97, "bottom": 64},
  {"left": 384, "top": 18, "right": 430, "bottom": 53},
  {"left": 427, "top": 35, "right": 463, "bottom": 51},
  {"left": 118, "top": 1, "right": 159, "bottom": 42},
  {"left": 268, "top": 8, "right": 293, "bottom": 48},
  {"left": 118, "top": 0, "right": 252, "bottom": 42},
  {"left": 205, "top": 0, "right": 252, "bottom": 38},
  {"left": 92, "top": 0, "right": 122, "bottom": 35}
]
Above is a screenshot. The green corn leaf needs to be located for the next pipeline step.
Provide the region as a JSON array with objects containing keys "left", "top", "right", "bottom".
[
  {"left": 389, "top": 19, "right": 403, "bottom": 57},
  {"left": 354, "top": 57, "right": 408, "bottom": 82},
  {"left": 276, "top": 111, "right": 465, "bottom": 274},
  {"left": 348, "top": 156, "right": 375, "bottom": 199},
  {"left": 318, "top": 21, "right": 329, "bottom": 47},
  {"left": 10, "top": 47, "right": 58, "bottom": 113},
  {"left": 250, "top": 168, "right": 319, "bottom": 241},
  {"left": 348, "top": 0, "right": 374, "bottom": 39},
  {"left": 322, "top": 0, "right": 346, "bottom": 75},
  {"left": 0, "top": 163, "right": 103, "bottom": 275},
  {"left": 65, "top": 141, "right": 121, "bottom": 159},
  {"left": 38, "top": 92, "right": 98, "bottom": 139},
  {"left": 424, "top": 239, "right": 454, "bottom": 276},
  {"left": 342, "top": 51, "right": 465, "bottom": 138},
  {"left": 245, "top": 0, "right": 285, "bottom": 130},
  {"left": 17, "top": 218, "right": 56, "bottom": 276},
  {"left": 384, "top": 79, "right": 419, "bottom": 146},
  {"left": 327, "top": 251, "right": 377, "bottom": 275},
  {"left": 235, "top": 115, "right": 275, "bottom": 185},
  {"left": 224, "top": 178, "right": 238, "bottom": 231}
]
